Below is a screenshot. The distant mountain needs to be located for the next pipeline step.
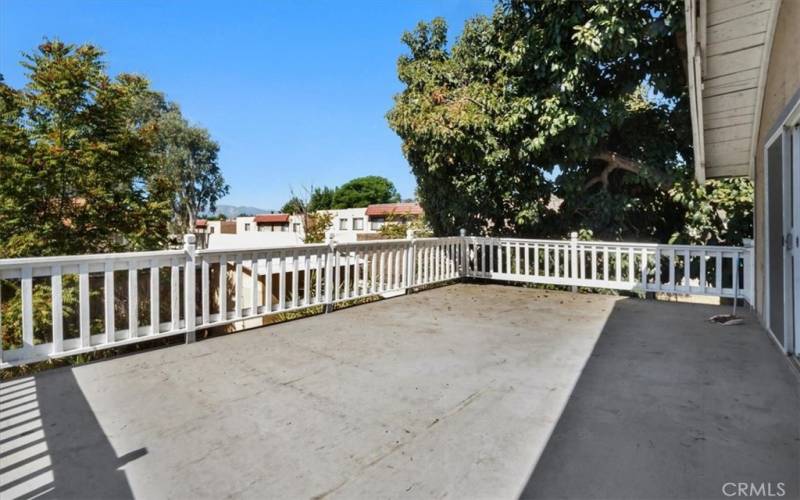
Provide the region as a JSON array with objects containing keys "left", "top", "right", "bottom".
[{"left": 203, "top": 205, "right": 274, "bottom": 218}]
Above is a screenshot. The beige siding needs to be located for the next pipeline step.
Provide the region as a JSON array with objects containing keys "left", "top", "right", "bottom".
[{"left": 753, "top": 0, "right": 800, "bottom": 318}]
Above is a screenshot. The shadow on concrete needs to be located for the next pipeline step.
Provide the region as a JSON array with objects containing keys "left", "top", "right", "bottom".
[
  {"left": 520, "top": 298, "right": 800, "bottom": 500},
  {"left": 0, "top": 369, "right": 145, "bottom": 499}
]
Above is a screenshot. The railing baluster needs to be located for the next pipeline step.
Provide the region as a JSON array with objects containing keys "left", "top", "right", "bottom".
[
  {"left": 668, "top": 249, "right": 676, "bottom": 291},
  {"left": 603, "top": 247, "right": 609, "bottom": 282},
  {"left": 171, "top": 259, "right": 180, "bottom": 330},
  {"left": 591, "top": 246, "right": 597, "bottom": 280},
  {"left": 715, "top": 251, "right": 723, "bottom": 291},
  {"left": 481, "top": 242, "right": 487, "bottom": 276},
  {"left": 51, "top": 265, "right": 63, "bottom": 354},
  {"left": 640, "top": 248, "right": 648, "bottom": 290},
  {"left": 390, "top": 247, "right": 397, "bottom": 288},
  {"left": 580, "top": 246, "right": 586, "bottom": 280},
  {"left": 79, "top": 263, "right": 90, "bottom": 348},
  {"left": 104, "top": 261, "right": 115, "bottom": 343},
  {"left": 524, "top": 242, "right": 530, "bottom": 276},
  {"left": 544, "top": 244, "right": 550, "bottom": 277},
  {"left": 292, "top": 249, "right": 299, "bottom": 308},
  {"left": 380, "top": 246, "right": 387, "bottom": 290},
  {"left": 201, "top": 257, "right": 209, "bottom": 324},
  {"left": 343, "top": 249, "right": 351, "bottom": 299},
  {"left": 401, "top": 246, "right": 408, "bottom": 288},
  {"left": 655, "top": 248, "right": 662, "bottom": 290},
  {"left": 314, "top": 251, "right": 322, "bottom": 304},
  {"left": 303, "top": 253, "right": 310, "bottom": 306},
  {"left": 334, "top": 248, "right": 341, "bottom": 300},
  {"left": 434, "top": 244, "right": 439, "bottom": 280},
  {"left": 554, "top": 245, "right": 560, "bottom": 278},
  {"left": 129, "top": 262, "right": 138, "bottom": 337},
  {"left": 218, "top": 255, "right": 227, "bottom": 321},
  {"left": 20, "top": 266, "right": 33, "bottom": 351},
  {"left": 362, "top": 251, "right": 370, "bottom": 293},
  {"left": 628, "top": 248, "right": 635, "bottom": 283},
  {"left": 251, "top": 253, "right": 259, "bottom": 315},
  {"left": 489, "top": 240, "right": 495, "bottom": 274},
  {"left": 151, "top": 260, "right": 160, "bottom": 333},
  {"left": 699, "top": 251, "right": 707, "bottom": 293},
  {"left": 683, "top": 250, "right": 691, "bottom": 290},
  {"left": 266, "top": 255, "right": 274, "bottom": 311},
  {"left": 353, "top": 250, "right": 361, "bottom": 297},
  {"left": 235, "top": 254, "right": 243, "bottom": 317},
  {"left": 615, "top": 247, "right": 622, "bottom": 283},
  {"left": 278, "top": 251, "right": 286, "bottom": 311}
]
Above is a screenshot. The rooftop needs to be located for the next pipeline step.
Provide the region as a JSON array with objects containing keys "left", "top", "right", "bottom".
[
  {"left": 254, "top": 213, "right": 290, "bottom": 223},
  {"left": 1, "top": 283, "right": 797, "bottom": 499},
  {"left": 365, "top": 202, "right": 423, "bottom": 217}
]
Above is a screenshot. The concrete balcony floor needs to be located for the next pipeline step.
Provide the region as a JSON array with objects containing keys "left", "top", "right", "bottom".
[{"left": 1, "top": 283, "right": 798, "bottom": 499}]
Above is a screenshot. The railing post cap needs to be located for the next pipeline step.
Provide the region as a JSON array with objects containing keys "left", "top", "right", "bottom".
[
  {"left": 570, "top": 232, "right": 578, "bottom": 239},
  {"left": 742, "top": 238, "right": 754, "bottom": 248},
  {"left": 184, "top": 233, "right": 196, "bottom": 246},
  {"left": 459, "top": 228, "right": 467, "bottom": 237},
  {"left": 406, "top": 229, "right": 415, "bottom": 240}
]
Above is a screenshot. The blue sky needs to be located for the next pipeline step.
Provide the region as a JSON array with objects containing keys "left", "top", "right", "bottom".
[{"left": 1, "top": 0, "right": 493, "bottom": 209}]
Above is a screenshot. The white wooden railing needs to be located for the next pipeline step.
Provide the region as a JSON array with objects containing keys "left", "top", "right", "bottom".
[
  {"left": 463, "top": 234, "right": 753, "bottom": 300},
  {"left": 0, "top": 234, "right": 751, "bottom": 368}
]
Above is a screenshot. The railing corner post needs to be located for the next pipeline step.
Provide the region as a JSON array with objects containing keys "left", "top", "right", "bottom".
[
  {"left": 183, "top": 234, "right": 197, "bottom": 343},
  {"left": 570, "top": 232, "right": 579, "bottom": 292}
]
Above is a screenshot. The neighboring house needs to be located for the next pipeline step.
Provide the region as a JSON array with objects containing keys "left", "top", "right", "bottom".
[
  {"left": 328, "top": 208, "right": 367, "bottom": 233},
  {"left": 685, "top": 0, "right": 799, "bottom": 360},
  {"left": 364, "top": 202, "right": 424, "bottom": 231},
  {"left": 195, "top": 219, "right": 234, "bottom": 235},
  {"left": 199, "top": 203, "right": 424, "bottom": 247},
  {"left": 254, "top": 214, "right": 291, "bottom": 232}
]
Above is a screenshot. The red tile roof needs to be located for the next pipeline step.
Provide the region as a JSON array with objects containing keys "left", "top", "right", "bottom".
[
  {"left": 254, "top": 214, "right": 290, "bottom": 223},
  {"left": 195, "top": 219, "right": 208, "bottom": 228},
  {"left": 365, "top": 203, "right": 423, "bottom": 217}
]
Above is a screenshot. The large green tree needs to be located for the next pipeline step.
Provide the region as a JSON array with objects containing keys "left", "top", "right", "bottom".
[
  {"left": 307, "top": 186, "right": 335, "bottom": 212},
  {"left": 129, "top": 90, "right": 228, "bottom": 235},
  {"left": 332, "top": 175, "right": 400, "bottom": 209},
  {"left": 0, "top": 41, "right": 174, "bottom": 257},
  {"left": 388, "top": 1, "right": 752, "bottom": 244}
]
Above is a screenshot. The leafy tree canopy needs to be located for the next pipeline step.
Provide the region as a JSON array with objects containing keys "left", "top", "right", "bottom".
[
  {"left": 128, "top": 85, "right": 228, "bottom": 235},
  {"left": 281, "top": 196, "right": 304, "bottom": 214},
  {"left": 0, "top": 41, "right": 174, "bottom": 257},
  {"left": 387, "top": 1, "right": 752, "bottom": 244},
  {"left": 0, "top": 40, "right": 228, "bottom": 258},
  {"left": 295, "top": 177, "right": 402, "bottom": 211},
  {"left": 307, "top": 186, "right": 335, "bottom": 212},
  {"left": 331, "top": 176, "right": 400, "bottom": 209}
]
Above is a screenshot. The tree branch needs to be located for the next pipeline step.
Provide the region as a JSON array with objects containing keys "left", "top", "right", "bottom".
[{"left": 584, "top": 151, "right": 644, "bottom": 190}]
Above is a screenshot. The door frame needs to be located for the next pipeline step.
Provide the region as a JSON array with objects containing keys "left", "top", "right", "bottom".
[{"left": 764, "top": 99, "right": 800, "bottom": 356}]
